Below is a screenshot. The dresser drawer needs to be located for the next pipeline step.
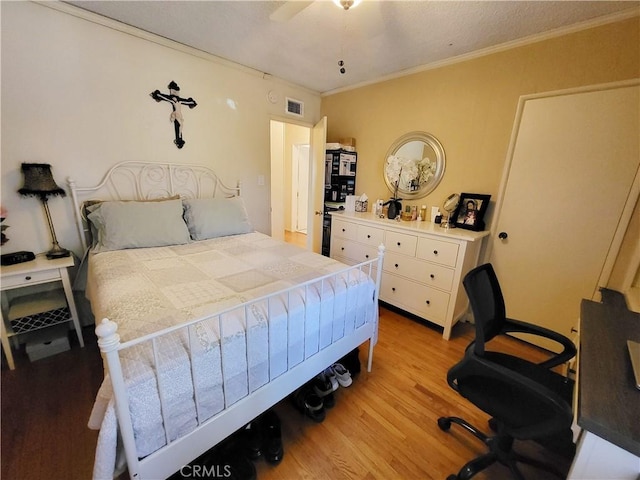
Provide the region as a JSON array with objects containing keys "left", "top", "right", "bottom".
[
  {"left": 356, "top": 225, "right": 384, "bottom": 247},
  {"left": 416, "top": 237, "right": 459, "bottom": 267},
  {"left": 332, "top": 218, "right": 358, "bottom": 241},
  {"left": 331, "top": 237, "right": 379, "bottom": 264},
  {"left": 1, "top": 269, "right": 61, "bottom": 289},
  {"left": 383, "top": 252, "right": 455, "bottom": 291},
  {"left": 385, "top": 230, "right": 417, "bottom": 256},
  {"left": 380, "top": 274, "right": 450, "bottom": 326}
]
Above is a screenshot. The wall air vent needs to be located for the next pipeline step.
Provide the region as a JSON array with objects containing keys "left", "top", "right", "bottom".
[{"left": 285, "top": 97, "right": 304, "bottom": 117}]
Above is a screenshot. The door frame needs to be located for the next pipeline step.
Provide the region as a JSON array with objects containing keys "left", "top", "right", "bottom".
[
  {"left": 485, "top": 78, "right": 640, "bottom": 301},
  {"left": 269, "top": 116, "right": 314, "bottom": 246}
]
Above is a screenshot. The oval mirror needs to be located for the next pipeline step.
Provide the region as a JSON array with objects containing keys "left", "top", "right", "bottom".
[{"left": 383, "top": 131, "right": 446, "bottom": 199}]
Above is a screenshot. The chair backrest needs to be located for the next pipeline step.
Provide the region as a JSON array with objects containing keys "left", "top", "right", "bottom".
[{"left": 462, "top": 263, "right": 506, "bottom": 355}]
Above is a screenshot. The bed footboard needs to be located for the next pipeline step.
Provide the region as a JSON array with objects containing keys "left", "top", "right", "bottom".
[{"left": 95, "top": 246, "right": 384, "bottom": 480}]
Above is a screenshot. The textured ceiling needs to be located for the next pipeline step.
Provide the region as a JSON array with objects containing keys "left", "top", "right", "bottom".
[{"left": 67, "top": 1, "right": 638, "bottom": 94}]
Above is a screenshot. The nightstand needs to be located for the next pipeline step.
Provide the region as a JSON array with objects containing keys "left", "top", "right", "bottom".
[{"left": 1, "top": 254, "right": 84, "bottom": 370}]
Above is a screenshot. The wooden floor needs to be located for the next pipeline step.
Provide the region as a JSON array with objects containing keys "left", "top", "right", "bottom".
[
  {"left": 284, "top": 230, "right": 307, "bottom": 248},
  {"left": 1, "top": 307, "right": 573, "bottom": 480},
  {"left": 1, "top": 326, "right": 102, "bottom": 479}
]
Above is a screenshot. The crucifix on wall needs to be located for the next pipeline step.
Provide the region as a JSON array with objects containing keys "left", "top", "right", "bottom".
[{"left": 150, "top": 81, "right": 197, "bottom": 149}]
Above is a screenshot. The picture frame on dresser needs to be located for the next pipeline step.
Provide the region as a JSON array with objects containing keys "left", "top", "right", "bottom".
[{"left": 453, "top": 193, "right": 491, "bottom": 231}]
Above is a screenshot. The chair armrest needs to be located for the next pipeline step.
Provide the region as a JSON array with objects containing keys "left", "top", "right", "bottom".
[{"left": 502, "top": 318, "right": 577, "bottom": 369}]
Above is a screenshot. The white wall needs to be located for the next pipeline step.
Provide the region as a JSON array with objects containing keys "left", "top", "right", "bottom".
[{"left": 1, "top": 2, "right": 321, "bottom": 257}]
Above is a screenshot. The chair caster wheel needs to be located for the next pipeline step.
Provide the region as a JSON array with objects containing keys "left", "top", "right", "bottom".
[{"left": 438, "top": 417, "right": 452, "bottom": 431}]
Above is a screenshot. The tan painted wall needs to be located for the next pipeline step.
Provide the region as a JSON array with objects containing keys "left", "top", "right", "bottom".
[{"left": 321, "top": 17, "right": 640, "bottom": 226}]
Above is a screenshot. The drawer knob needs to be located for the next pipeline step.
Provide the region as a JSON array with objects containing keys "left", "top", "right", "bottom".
[
  {"left": 25, "top": 276, "right": 32, "bottom": 281},
  {"left": 397, "top": 242, "right": 401, "bottom": 246},
  {"left": 430, "top": 274, "right": 435, "bottom": 279},
  {"left": 342, "top": 228, "right": 346, "bottom": 232},
  {"left": 367, "top": 234, "right": 371, "bottom": 238},
  {"left": 395, "top": 263, "right": 399, "bottom": 268},
  {"left": 341, "top": 247, "right": 345, "bottom": 251},
  {"left": 433, "top": 250, "right": 438, "bottom": 255},
  {"left": 425, "top": 300, "right": 431, "bottom": 305},
  {"left": 392, "top": 287, "right": 396, "bottom": 292},
  {"left": 365, "top": 254, "right": 369, "bottom": 259}
]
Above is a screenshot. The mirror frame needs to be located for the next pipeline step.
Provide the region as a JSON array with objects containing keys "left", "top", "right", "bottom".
[{"left": 383, "top": 131, "right": 446, "bottom": 199}]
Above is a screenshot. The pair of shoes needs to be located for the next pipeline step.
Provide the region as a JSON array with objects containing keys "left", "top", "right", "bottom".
[
  {"left": 170, "top": 433, "right": 257, "bottom": 480},
  {"left": 322, "top": 367, "right": 340, "bottom": 392},
  {"left": 312, "top": 372, "right": 336, "bottom": 409},
  {"left": 241, "top": 409, "right": 284, "bottom": 465},
  {"left": 291, "top": 384, "right": 326, "bottom": 423},
  {"left": 212, "top": 437, "right": 257, "bottom": 480},
  {"left": 328, "top": 363, "right": 352, "bottom": 387}
]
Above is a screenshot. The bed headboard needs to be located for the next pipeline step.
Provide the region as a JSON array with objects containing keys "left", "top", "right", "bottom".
[{"left": 67, "top": 161, "right": 241, "bottom": 252}]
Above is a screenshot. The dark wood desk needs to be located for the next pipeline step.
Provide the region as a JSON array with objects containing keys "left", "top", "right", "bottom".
[{"left": 568, "top": 289, "right": 640, "bottom": 479}]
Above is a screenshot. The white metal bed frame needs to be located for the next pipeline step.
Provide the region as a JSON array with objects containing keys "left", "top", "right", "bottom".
[
  {"left": 68, "top": 161, "right": 385, "bottom": 480},
  {"left": 68, "top": 161, "right": 242, "bottom": 253}
]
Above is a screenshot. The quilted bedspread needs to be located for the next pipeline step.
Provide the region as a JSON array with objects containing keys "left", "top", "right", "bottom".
[{"left": 86, "top": 232, "right": 378, "bottom": 479}]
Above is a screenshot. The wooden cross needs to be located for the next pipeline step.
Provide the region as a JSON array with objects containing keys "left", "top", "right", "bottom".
[{"left": 150, "top": 81, "right": 197, "bottom": 149}]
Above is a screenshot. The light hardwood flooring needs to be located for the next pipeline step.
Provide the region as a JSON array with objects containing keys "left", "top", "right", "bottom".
[
  {"left": 284, "top": 230, "right": 307, "bottom": 248},
  {"left": 1, "top": 306, "right": 572, "bottom": 479},
  {"left": 254, "top": 307, "right": 572, "bottom": 480}
]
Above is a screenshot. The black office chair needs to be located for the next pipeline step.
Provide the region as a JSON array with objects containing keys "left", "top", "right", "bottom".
[{"left": 438, "top": 263, "right": 577, "bottom": 480}]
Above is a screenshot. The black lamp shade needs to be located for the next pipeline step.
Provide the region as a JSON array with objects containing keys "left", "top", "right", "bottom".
[
  {"left": 18, "top": 163, "right": 66, "bottom": 198},
  {"left": 17, "top": 162, "right": 70, "bottom": 259}
]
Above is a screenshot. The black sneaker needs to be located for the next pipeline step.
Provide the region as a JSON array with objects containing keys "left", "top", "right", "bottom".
[
  {"left": 291, "top": 385, "right": 325, "bottom": 423},
  {"left": 261, "top": 409, "right": 284, "bottom": 465},
  {"left": 312, "top": 373, "right": 336, "bottom": 409},
  {"left": 241, "top": 420, "right": 262, "bottom": 461}
]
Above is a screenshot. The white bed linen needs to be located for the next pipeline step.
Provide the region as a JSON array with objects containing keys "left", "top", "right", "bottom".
[{"left": 86, "top": 232, "right": 377, "bottom": 479}]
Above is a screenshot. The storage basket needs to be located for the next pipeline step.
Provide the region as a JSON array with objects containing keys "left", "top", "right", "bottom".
[
  {"left": 8, "top": 290, "right": 70, "bottom": 334},
  {"left": 25, "top": 324, "right": 70, "bottom": 361}
]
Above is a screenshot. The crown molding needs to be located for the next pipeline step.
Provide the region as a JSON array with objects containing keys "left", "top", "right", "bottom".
[
  {"left": 322, "top": 7, "right": 640, "bottom": 96},
  {"left": 35, "top": 1, "right": 321, "bottom": 96}
]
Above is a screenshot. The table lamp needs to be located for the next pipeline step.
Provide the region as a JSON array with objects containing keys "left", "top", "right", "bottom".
[{"left": 18, "top": 163, "right": 70, "bottom": 259}]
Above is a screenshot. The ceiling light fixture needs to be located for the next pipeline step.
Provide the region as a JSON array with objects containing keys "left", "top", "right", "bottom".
[
  {"left": 334, "top": 0, "right": 360, "bottom": 75},
  {"left": 333, "top": 0, "right": 362, "bottom": 11}
]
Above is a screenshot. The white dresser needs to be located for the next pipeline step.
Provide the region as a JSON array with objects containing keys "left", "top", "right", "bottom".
[{"left": 330, "top": 212, "right": 489, "bottom": 339}]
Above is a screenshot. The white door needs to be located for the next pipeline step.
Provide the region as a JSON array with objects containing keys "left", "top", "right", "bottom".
[
  {"left": 489, "top": 83, "right": 640, "bottom": 350},
  {"left": 292, "top": 144, "right": 309, "bottom": 233},
  {"left": 308, "top": 117, "right": 327, "bottom": 253}
]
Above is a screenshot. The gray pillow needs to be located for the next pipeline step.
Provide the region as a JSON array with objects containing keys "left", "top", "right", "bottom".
[
  {"left": 87, "top": 199, "right": 191, "bottom": 251},
  {"left": 183, "top": 197, "right": 253, "bottom": 240}
]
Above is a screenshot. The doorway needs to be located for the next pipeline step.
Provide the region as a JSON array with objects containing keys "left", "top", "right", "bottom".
[{"left": 270, "top": 120, "right": 311, "bottom": 244}]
